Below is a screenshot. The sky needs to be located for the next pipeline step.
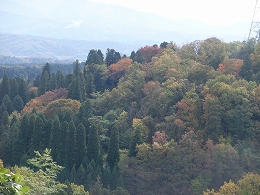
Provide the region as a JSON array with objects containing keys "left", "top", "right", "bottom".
[{"left": 90, "top": 0, "right": 256, "bottom": 25}]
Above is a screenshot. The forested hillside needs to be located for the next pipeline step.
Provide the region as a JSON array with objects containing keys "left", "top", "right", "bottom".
[{"left": 2, "top": 37, "right": 260, "bottom": 194}]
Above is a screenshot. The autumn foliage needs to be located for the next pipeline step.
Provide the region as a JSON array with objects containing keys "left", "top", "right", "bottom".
[
  {"left": 107, "top": 58, "right": 133, "bottom": 81},
  {"left": 217, "top": 59, "right": 243, "bottom": 77},
  {"left": 22, "top": 88, "right": 68, "bottom": 115},
  {"left": 43, "top": 98, "right": 81, "bottom": 118},
  {"left": 137, "top": 45, "right": 162, "bottom": 63}
]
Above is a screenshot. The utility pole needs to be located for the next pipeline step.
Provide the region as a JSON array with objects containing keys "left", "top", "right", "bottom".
[{"left": 249, "top": 0, "right": 260, "bottom": 41}]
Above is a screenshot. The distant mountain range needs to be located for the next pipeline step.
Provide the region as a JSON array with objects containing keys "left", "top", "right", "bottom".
[
  {"left": 0, "top": 33, "right": 140, "bottom": 61},
  {"left": 0, "top": 0, "right": 251, "bottom": 61}
]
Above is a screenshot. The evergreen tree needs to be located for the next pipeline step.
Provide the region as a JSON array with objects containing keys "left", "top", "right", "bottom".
[
  {"left": 85, "top": 71, "right": 95, "bottom": 96},
  {"left": 13, "top": 95, "right": 24, "bottom": 112},
  {"left": 107, "top": 126, "right": 119, "bottom": 170},
  {"left": 32, "top": 116, "right": 44, "bottom": 152},
  {"left": 110, "top": 165, "right": 119, "bottom": 190},
  {"left": 64, "top": 73, "right": 75, "bottom": 89},
  {"left": 33, "top": 75, "right": 41, "bottom": 87},
  {"left": 10, "top": 78, "right": 19, "bottom": 101},
  {"left": 39, "top": 70, "right": 50, "bottom": 95},
  {"left": 2, "top": 111, "right": 9, "bottom": 126},
  {"left": 50, "top": 115, "right": 61, "bottom": 161},
  {"left": 18, "top": 78, "right": 28, "bottom": 103},
  {"left": 77, "top": 99, "right": 93, "bottom": 143},
  {"left": 75, "top": 123, "right": 87, "bottom": 168},
  {"left": 50, "top": 72, "right": 57, "bottom": 90},
  {"left": 0, "top": 74, "right": 10, "bottom": 102},
  {"left": 28, "top": 114, "right": 36, "bottom": 154},
  {"left": 60, "top": 121, "right": 69, "bottom": 166},
  {"left": 86, "top": 49, "right": 104, "bottom": 65},
  {"left": 106, "top": 48, "right": 121, "bottom": 66},
  {"left": 0, "top": 103, "right": 6, "bottom": 122},
  {"left": 63, "top": 109, "right": 74, "bottom": 123},
  {"left": 42, "top": 117, "right": 52, "bottom": 149},
  {"left": 103, "top": 164, "right": 111, "bottom": 189},
  {"left": 76, "top": 164, "right": 87, "bottom": 185},
  {"left": 69, "top": 164, "right": 77, "bottom": 183},
  {"left": 2, "top": 94, "right": 13, "bottom": 114},
  {"left": 38, "top": 63, "right": 51, "bottom": 95},
  {"left": 128, "top": 128, "right": 143, "bottom": 157},
  {"left": 67, "top": 121, "right": 77, "bottom": 169},
  {"left": 56, "top": 70, "right": 65, "bottom": 88},
  {"left": 73, "top": 59, "right": 81, "bottom": 76},
  {"left": 11, "top": 114, "right": 30, "bottom": 164},
  {"left": 117, "top": 175, "right": 125, "bottom": 189},
  {"left": 130, "top": 51, "right": 136, "bottom": 61},
  {"left": 68, "top": 72, "right": 86, "bottom": 102},
  {"left": 42, "top": 62, "right": 51, "bottom": 77},
  {"left": 87, "top": 118, "right": 101, "bottom": 163}
]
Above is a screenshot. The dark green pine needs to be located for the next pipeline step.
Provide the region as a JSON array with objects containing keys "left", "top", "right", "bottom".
[
  {"left": 67, "top": 121, "right": 77, "bottom": 169},
  {"left": 102, "top": 164, "right": 111, "bottom": 189},
  {"left": 11, "top": 114, "right": 30, "bottom": 164},
  {"left": 87, "top": 121, "right": 100, "bottom": 163},
  {"left": 42, "top": 117, "right": 53, "bottom": 149},
  {"left": 128, "top": 128, "right": 143, "bottom": 157},
  {"left": 18, "top": 78, "right": 28, "bottom": 103},
  {"left": 2, "top": 94, "right": 13, "bottom": 114},
  {"left": 75, "top": 123, "right": 87, "bottom": 168},
  {"left": 110, "top": 165, "right": 119, "bottom": 190},
  {"left": 32, "top": 116, "right": 44, "bottom": 151},
  {"left": 60, "top": 121, "right": 69, "bottom": 166},
  {"left": 50, "top": 116, "right": 61, "bottom": 161},
  {"left": 56, "top": 70, "right": 65, "bottom": 88},
  {"left": 0, "top": 74, "right": 10, "bottom": 102},
  {"left": 69, "top": 164, "right": 77, "bottom": 183},
  {"left": 13, "top": 95, "right": 24, "bottom": 112},
  {"left": 10, "top": 78, "right": 19, "bottom": 101},
  {"left": 107, "top": 126, "right": 119, "bottom": 170},
  {"left": 76, "top": 164, "right": 86, "bottom": 185}
]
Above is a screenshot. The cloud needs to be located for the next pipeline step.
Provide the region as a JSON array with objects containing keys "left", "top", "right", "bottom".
[{"left": 65, "top": 20, "right": 83, "bottom": 29}]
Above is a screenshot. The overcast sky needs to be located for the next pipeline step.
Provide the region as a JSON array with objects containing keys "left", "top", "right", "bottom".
[{"left": 90, "top": 0, "right": 257, "bottom": 25}]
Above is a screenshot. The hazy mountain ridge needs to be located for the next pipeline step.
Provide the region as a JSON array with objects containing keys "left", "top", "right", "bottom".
[
  {"left": 0, "top": 33, "right": 140, "bottom": 63},
  {"left": 0, "top": 0, "right": 251, "bottom": 61}
]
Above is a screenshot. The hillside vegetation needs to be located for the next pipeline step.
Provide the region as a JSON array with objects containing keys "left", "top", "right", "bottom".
[{"left": 1, "top": 37, "right": 260, "bottom": 194}]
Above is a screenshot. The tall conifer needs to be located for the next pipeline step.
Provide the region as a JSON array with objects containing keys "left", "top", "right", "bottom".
[
  {"left": 107, "top": 126, "right": 119, "bottom": 170},
  {"left": 67, "top": 121, "right": 76, "bottom": 169},
  {"left": 87, "top": 119, "right": 100, "bottom": 163},
  {"left": 76, "top": 123, "right": 87, "bottom": 168}
]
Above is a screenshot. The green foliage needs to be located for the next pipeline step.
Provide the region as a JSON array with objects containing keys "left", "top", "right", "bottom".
[
  {"left": 5, "top": 37, "right": 260, "bottom": 195},
  {"left": 0, "top": 160, "right": 30, "bottom": 195},
  {"left": 27, "top": 149, "right": 63, "bottom": 178},
  {"left": 107, "top": 126, "right": 119, "bottom": 170}
]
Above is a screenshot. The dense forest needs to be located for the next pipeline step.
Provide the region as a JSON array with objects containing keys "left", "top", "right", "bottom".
[{"left": 2, "top": 37, "right": 260, "bottom": 194}]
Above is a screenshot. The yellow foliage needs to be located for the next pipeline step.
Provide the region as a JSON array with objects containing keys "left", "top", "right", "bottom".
[
  {"left": 44, "top": 99, "right": 81, "bottom": 118},
  {"left": 132, "top": 118, "right": 149, "bottom": 140}
]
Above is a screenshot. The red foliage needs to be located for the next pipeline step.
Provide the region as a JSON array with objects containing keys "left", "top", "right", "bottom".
[{"left": 138, "top": 45, "right": 162, "bottom": 63}]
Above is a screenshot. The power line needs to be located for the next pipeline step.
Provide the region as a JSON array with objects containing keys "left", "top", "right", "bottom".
[{"left": 248, "top": 0, "right": 260, "bottom": 41}]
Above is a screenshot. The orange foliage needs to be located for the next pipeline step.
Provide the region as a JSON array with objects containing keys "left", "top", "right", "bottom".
[
  {"left": 108, "top": 58, "right": 133, "bottom": 80},
  {"left": 22, "top": 88, "right": 68, "bottom": 115},
  {"left": 217, "top": 59, "right": 243, "bottom": 77}
]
